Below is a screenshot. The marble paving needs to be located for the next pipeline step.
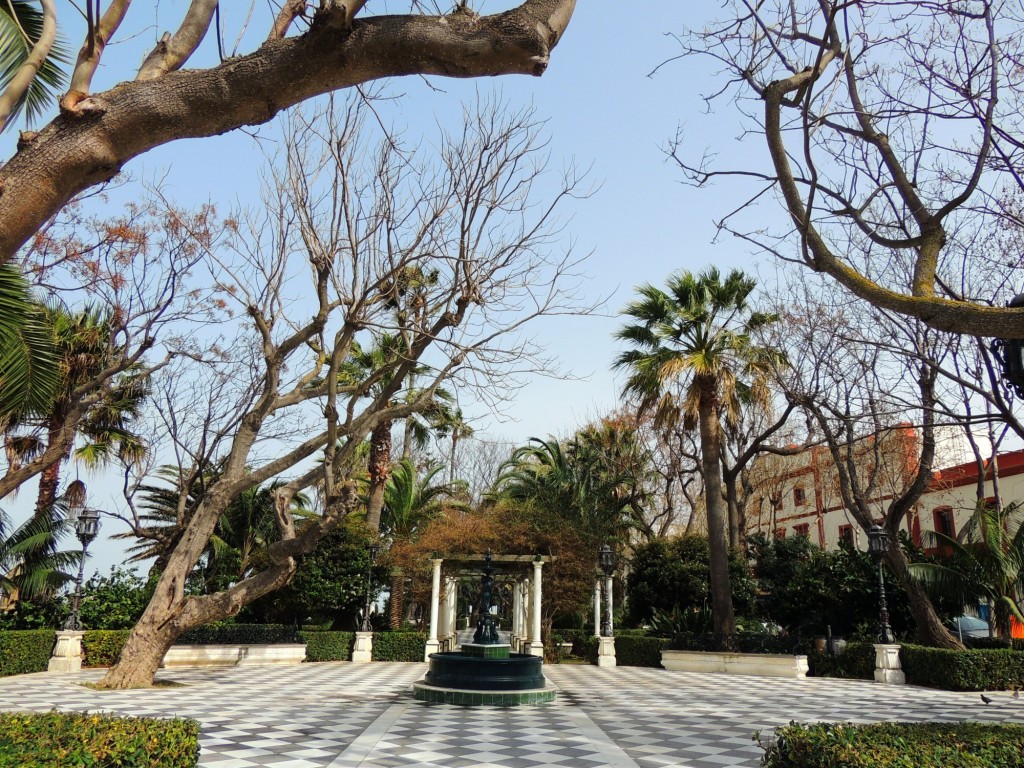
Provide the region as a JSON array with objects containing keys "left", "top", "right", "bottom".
[{"left": 1, "top": 661, "right": 1022, "bottom": 767}]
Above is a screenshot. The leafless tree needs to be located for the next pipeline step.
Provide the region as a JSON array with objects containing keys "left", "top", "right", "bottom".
[
  {"left": 772, "top": 277, "right": 964, "bottom": 647},
  {"left": 0, "top": 199, "right": 215, "bottom": 504},
  {"left": 0, "top": 1, "right": 577, "bottom": 263},
  {"left": 98, "top": 94, "right": 592, "bottom": 688},
  {"left": 672, "top": 1, "right": 1024, "bottom": 337}
]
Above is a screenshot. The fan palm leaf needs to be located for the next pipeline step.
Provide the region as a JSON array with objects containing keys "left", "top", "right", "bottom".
[
  {"left": 0, "top": 264, "right": 58, "bottom": 419},
  {"left": 0, "top": 0, "right": 69, "bottom": 129}
]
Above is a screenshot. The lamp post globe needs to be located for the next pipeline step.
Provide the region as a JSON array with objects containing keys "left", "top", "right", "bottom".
[
  {"left": 866, "top": 525, "right": 895, "bottom": 644},
  {"left": 64, "top": 508, "right": 102, "bottom": 632},
  {"left": 991, "top": 292, "right": 1024, "bottom": 398}
]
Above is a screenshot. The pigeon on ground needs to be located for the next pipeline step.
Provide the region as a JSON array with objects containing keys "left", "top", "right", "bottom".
[{"left": 981, "top": 694, "right": 993, "bottom": 704}]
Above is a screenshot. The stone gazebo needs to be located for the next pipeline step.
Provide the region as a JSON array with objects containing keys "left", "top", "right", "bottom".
[{"left": 424, "top": 553, "right": 552, "bottom": 661}]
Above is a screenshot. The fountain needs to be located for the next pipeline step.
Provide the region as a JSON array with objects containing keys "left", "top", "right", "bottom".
[{"left": 412, "top": 553, "right": 556, "bottom": 705}]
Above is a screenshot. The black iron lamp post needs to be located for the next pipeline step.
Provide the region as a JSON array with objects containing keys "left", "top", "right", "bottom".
[
  {"left": 360, "top": 541, "right": 381, "bottom": 633},
  {"left": 866, "top": 524, "right": 895, "bottom": 644},
  {"left": 599, "top": 544, "right": 616, "bottom": 638},
  {"left": 991, "top": 292, "right": 1024, "bottom": 397},
  {"left": 64, "top": 508, "right": 101, "bottom": 631}
]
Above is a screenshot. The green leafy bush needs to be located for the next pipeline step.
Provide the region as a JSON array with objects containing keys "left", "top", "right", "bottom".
[
  {"left": 0, "top": 711, "right": 200, "bottom": 768},
  {"left": 301, "top": 631, "right": 354, "bottom": 661},
  {"left": 900, "top": 644, "right": 1024, "bottom": 691},
  {"left": 626, "top": 535, "right": 757, "bottom": 625},
  {"left": 0, "top": 629, "right": 54, "bottom": 676},
  {"left": 78, "top": 567, "right": 154, "bottom": 630},
  {"left": 806, "top": 641, "right": 875, "bottom": 680},
  {"left": 615, "top": 636, "right": 667, "bottom": 667},
  {"left": 761, "top": 721, "right": 1024, "bottom": 768},
  {"left": 82, "top": 630, "right": 131, "bottom": 667},
  {"left": 178, "top": 624, "right": 303, "bottom": 645},
  {"left": 372, "top": 631, "right": 426, "bottom": 661}
]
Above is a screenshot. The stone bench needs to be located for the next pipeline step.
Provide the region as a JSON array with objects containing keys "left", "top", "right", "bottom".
[
  {"left": 661, "top": 649, "right": 808, "bottom": 679},
  {"left": 161, "top": 643, "right": 307, "bottom": 668}
]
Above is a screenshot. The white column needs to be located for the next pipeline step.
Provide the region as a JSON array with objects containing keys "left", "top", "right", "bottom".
[
  {"left": 529, "top": 559, "right": 544, "bottom": 657},
  {"left": 425, "top": 558, "right": 443, "bottom": 660},
  {"left": 447, "top": 580, "right": 457, "bottom": 645},
  {"left": 439, "top": 578, "right": 451, "bottom": 646},
  {"left": 593, "top": 578, "right": 602, "bottom": 637},
  {"left": 512, "top": 579, "right": 522, "bottom": 641}
]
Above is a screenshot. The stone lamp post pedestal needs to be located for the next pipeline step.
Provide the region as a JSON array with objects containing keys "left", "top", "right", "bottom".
[{"left": 48, "top": 630, "right": 84, "bottom": 673}]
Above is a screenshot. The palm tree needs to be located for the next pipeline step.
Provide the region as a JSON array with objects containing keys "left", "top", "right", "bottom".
[
  {"left": 614, "top": 267, "right": 781, "bottom": 643},
  {"left": 0, "top": 503, "right": 78, "bottom": 609},
  {"left": 909, "top": 500, "right": 1024, "bottom": 641},
  {"left": 0, "top": 0, "right": 68, "bottom": 130},
  {"left": 5, "top": 306, "right": 149, "bottom": 518},
  {"left": 380, "top": 458, "right": 466, "bottom": 629},
  {"left": 0, "top": 264, "right": 57, "bottom": 422},
  {"left": 493, "top": 429, "right": 651, "bottom": 544}
]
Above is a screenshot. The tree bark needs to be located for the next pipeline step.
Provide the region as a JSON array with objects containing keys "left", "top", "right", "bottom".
[
  {"left": 364, "top": 419, "right": 392, "bottom": 533},
  {"left": 884, "top": 542, "right": 963, "bottom": 649},
  {"left": 388, "top": 568, "right": 405, "bottom": 630},
  {"left": 0, "top": 0, "right": 577, "bottom": 263},
  {"left": 698, "top": 379, "right": 736, "bottom": 644}
]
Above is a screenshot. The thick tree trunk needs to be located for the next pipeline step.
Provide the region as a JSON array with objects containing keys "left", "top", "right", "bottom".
[
  {"left": 0, "top": 0, "right": 577, "bottom": 263},
  {"left": 698, "top": 382, "right": 736, "bottom": 644},
  {"left": 884, "top": 544, "right": 964, "bottom": 649},
  {"left": 388, "top": 568, "right": 405, "bottom": 630},
  {"left": 33, "top": 418, "right": 69, "bottom": 518},
  {"left": 364, "top": 420, "right": 392, "bottom": 533}
]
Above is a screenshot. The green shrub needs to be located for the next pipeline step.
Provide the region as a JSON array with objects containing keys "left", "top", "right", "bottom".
[
  {"left": 761, "top": 721, "right": 1024, "bottom": 768},
  {"left": 0, "top": 629, "right": 54, "bottom": 676},
  {"left": 178, "top": 623, "right": 302, "bottom": 645},
  {"left": 615, "top": 636, "right": 667, "bottom": 667},
  {"left": 0, "top": 711, "right": 200, "bottom": 768},
  {"left": 301, "top": 631, "right": 354, "bottom": 661},
  {"left": 83, "top": 630, "right": 131, "bottom": 667},
  {"left": 900, "top": 644, "right": 1024, "bottom": 691},
  {"left": 372, "top": 631, "right": 426, "bottom": 661},
  {"left": 806, "top": 641, "right": 875, "bottom": 680}
]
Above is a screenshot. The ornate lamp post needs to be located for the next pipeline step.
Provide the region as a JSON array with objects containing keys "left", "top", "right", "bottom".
[
  {"left": 599, "top": 544, "right": 616, "bottom": 638},
  {"left": 64, "top": 508, "right": 101, "bottom": 631},
  {"left": 866, "top": 525, "right": 895, "bottom": 644},
  {"left": 360, "top": 541, "right": 381, "bottom": 633},
  {"left": 991, "top": 292, "right": 1024, "bottom": 397}
]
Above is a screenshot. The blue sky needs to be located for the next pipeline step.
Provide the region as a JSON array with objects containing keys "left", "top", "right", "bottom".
[{"left": 1, "top": 2, "right": 775, "bottom": 574}]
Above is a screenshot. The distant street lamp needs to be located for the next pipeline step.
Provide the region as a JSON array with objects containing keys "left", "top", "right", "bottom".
[
  {"left": 64, "top": 509, "right": 101, "bottom": 631},
  {"left": 598, "top": 544, "right": 616, "bottom": 638},
  {"left": 991, "top": 292, "right": 1024, "bottom": 397},
  {"left": 360, "top": 541, "right": 381, "bottom": 633},
  {"left": 866, "top": 525, "right": 895, "bottom": 645}
]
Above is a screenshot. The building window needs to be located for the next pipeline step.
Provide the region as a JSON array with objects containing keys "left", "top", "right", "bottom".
[
  {"left": 794, "top": 486, "right": 806, "bottom": 506},
  {"left": 775, "top": 527, "right": 786, "bottom": 540},
  {"left": 793, "top": 523, "right": 810, "bottom": 538},
  {"left": 933, "top": 507, "right": 956, "bottom": 539},
  {"left": 838, "top": 524, "right": 854, "bottom": 546}
]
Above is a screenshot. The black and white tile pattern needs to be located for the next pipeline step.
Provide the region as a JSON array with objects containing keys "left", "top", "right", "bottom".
[{"left": 0, "top": 662, "right": 1021, "bottom": 767}]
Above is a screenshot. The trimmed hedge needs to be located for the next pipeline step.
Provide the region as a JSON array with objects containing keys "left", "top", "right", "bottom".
[
  {"left": 83, "top": 630, "right": 132, "bottom": 668},
  {"left": 615, "top": 636, "right": 667, "bottom": 667},
  {"left": 372, "top": 631, "right": 426, "bottom": 661},
  {"left": 806, "top": 641, "right": 875, "bottom": 680},
  {"left": 761, "top": 721, "right": 1024, "bottom": 768},
  {"left": 901, "top": 644, "right": 1024, "bottom": 691},
  {"left": 0, "top": 711, "right": 200, "bottom": 768},
  {"left": 178, "top": 623, "right": 302, "bottom": 645},
  {"left": 300, "top": 631, "right": 354, "bottom": 661},
  {"left": 0, "top": 630, "right": 55, "bottom": 677}
]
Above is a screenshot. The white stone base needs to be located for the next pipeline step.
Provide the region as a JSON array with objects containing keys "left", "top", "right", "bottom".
[
  {"left": 424, "top": 639, "right": 440, "bottom": 661},
  {"left": 661, "top": 650, "right": 809, "bottom": 679},
  {"left": 873, "top": 643, "right": 905, "bottom": 685},
  {"left": 524, "top": 641, "right": 544, "bottom": 657},
  {"left": 47, "top": 630, "right": 83, "bottom": 673},
  {"left": 352, "top": 631, "right": 373, "bottom": 663},
  {"left": 161, "top": 643, "right": 306, "bottom": 668},
  {"left": 597, "top": 636, "right": 617, "bottom": 667}
]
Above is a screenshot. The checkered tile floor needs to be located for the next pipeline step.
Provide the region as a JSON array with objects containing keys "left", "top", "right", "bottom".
[{"left": 1, "top": 662, "right": 1022, "bottom": 768}]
